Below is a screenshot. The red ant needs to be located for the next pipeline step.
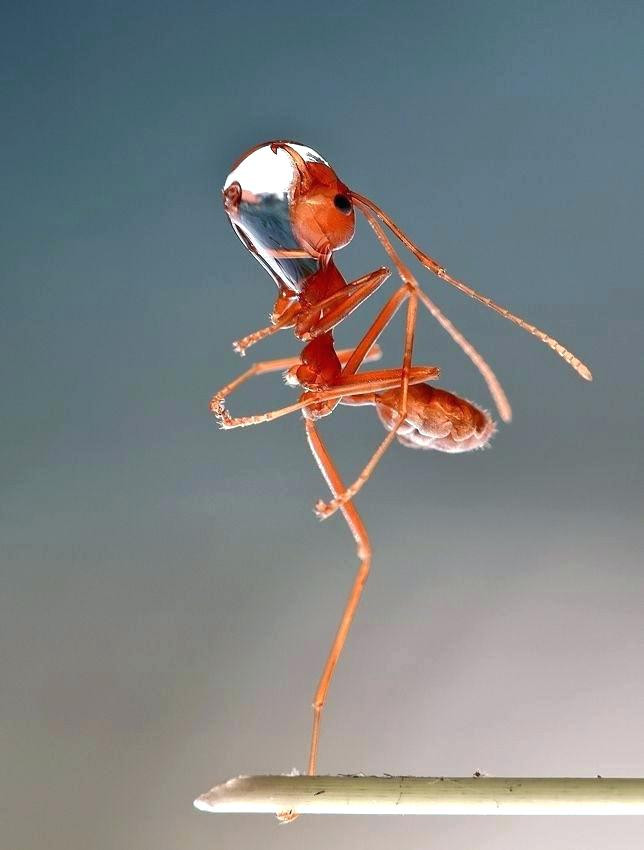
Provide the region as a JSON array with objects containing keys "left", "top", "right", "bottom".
[{"left": 212, "top": 140, "right": 591, "bottom": 783}]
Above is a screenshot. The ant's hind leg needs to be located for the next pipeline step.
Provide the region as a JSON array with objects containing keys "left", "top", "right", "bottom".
[{"left": 304, "top": 420, "right": 372, "bottom": 777}]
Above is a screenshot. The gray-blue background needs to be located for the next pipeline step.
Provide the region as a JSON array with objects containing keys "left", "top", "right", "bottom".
[{"left": 2, "top": 1, "right": 643, "bottom": 847}]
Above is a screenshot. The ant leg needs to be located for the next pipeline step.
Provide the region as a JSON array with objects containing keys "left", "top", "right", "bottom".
[
  {"left": 304, "top": 419, "right": 372, "bottom": 776},
  {"left": 210, "top": 347, "right": 387, "bottom": 429},
  {"left": 232, "top": 301, "right": 301, "bottom": 356},
  {"left": 233, "top": 267, "right": 390, "bottom": 357},
  {"left": 315, "top": 292, "right": 419, "bottom": 519},
  {"left": 308, "top": 213, "right": 508, "bottom": 517},
  {"left": 341, "top": 283, "right": 411, "bottom": 377},
  {"left": 318, "top": 204, "right": 515, "bottom": 517},
  {"left": 335, "top": 364, "right": 437, "bottom": 390},
  {"left": 211, "top": 347, "right": 382, "bottom": 412},
  {"left": 314, "top": 411, "right": 404, "bottom": 519},
  {"left": 212, "top": 346, "right": 383, "bottom": 409},
  {"left": 214, "top": 364, "right": 436, "bottom": 430},
  {"left": 337, "top": 344, "right": 382, "bottom": 366},
  {"left": 298, "top": 266, "right": 391, "bottom": 339},
  {"left": 210, "top": 353, "right": 306, "bottom": 417}
]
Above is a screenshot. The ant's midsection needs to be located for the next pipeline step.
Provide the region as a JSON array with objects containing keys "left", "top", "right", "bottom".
[
  {"left": 283, "top": 332, "right": 343, "bottom": 391},
  {"left": 278, "top": 259, "right": 496, "bottom": 446},
  {"left": 282, "top": 261, "right": 351, "bottom": 390}
]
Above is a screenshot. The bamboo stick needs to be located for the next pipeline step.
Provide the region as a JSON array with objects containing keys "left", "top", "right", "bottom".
[{"left": 194, "top": 774, "right": 644, "bottom": 816}]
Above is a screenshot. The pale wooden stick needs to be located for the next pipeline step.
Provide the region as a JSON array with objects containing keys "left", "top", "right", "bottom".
[{"left": 194, "top": 774, "right": 644, "bottom": 816}]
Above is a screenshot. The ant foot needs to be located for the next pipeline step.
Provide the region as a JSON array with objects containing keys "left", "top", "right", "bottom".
[
  {"left": 210, "top": 400, "right": 234, "bottom": 428},
  {"left": 314, "top": 499, "right": 337, "bottom": 520},
  {"left": 209, "top": 397, "right": 225, "bottom": 416},
  {"left": 217, "top": 409, "right": 234, "bottom": 429},
  {"left": 232, "top": 339, "right": 247, "bottom": 357},
  {"left": 276, "top": 809, "right": 299, "bottom": 824}
]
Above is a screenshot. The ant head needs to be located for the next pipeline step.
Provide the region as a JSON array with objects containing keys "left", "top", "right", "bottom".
[
  {"left": 222, "top": 142, "right": 355, "bottom": 270},
  {"left": 271, "top": 142, "right": 356, "bottom": 258}
]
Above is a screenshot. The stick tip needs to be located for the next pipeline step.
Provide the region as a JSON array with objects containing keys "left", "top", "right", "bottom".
[
  {"left": 194, "top": 774, "right": 250, "bottom": 812},
  {"left": 193, "top": 795, "right": 211, "bottom": 812}
]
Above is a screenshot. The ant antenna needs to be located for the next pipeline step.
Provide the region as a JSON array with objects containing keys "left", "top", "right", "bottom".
[
  {"left": 351, "top": 192, "right": 592, "bottom": 382},
  {"left": 357, "top": 202, "right": 512, "bottom": 422}
]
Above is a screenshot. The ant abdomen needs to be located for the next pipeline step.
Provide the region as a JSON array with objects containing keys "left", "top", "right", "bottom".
[{"left": 375, "top": 384, "right": 496, "bottom": 453}]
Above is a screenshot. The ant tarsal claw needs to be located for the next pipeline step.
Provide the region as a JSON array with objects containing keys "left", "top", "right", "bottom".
[
  {"left": 313, "top": 499, "right": 328, "bottom": 519},
  {"left": 211, "top": 401, "right": 234, "bottom": 428},
  {"left": 218, "top": 410, "right": 234, "bottom": 429},
  {"left": 232, "top": 339, "right": 247, "bottom": 357},
  {"left": 314, "top": 499, "right": 337, "bottom": 520}
]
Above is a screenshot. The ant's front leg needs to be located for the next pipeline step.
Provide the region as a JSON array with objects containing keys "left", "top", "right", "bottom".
[
  {"left": 297, "top": 266, "right": 391, "bottom": 339},
  {"left": 232, "top": 297, "right": 301, "bottom": 356},
  {"left": 233, "top": 267, "right": 391, "bottom": 357}
]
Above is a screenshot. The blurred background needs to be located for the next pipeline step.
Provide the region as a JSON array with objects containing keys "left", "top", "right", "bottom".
[{"left": 2, "top": 1, "right": 643, "bottom": 847}]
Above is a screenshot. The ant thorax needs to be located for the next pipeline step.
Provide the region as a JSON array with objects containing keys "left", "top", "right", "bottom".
[{"left": 222, "top": 143, "right": 330, "bottom": 293}]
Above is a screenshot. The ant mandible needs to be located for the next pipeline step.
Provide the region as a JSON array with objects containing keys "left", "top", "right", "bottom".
[{"left": 212, "top": 140, "right": 591, "bottom": 780}]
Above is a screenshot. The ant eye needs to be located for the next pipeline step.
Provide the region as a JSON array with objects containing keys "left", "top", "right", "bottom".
[{"left": 333, "top": 193, "right": 352, "bottom": 214}]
